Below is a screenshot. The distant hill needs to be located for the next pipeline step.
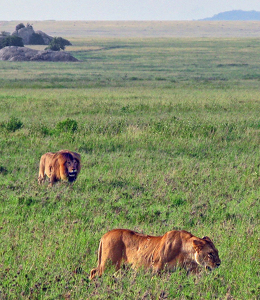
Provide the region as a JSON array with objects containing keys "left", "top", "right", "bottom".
[{"left": 200, "top": 10, "right": 260, "bottom": 21}]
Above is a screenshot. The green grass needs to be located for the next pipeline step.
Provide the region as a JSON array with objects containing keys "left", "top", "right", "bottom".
[
  {"left": 1, "top": 38, "right": 260, "bottom": 89},
  {"left": 0, "top": 35, "right": 259, "bottom": 299}
]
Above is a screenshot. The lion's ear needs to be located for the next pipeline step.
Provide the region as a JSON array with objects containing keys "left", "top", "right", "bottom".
[
  {"left": 193, "top": 239, "right": 204, "bottom": 252},
  {"left": 202, "top": 236, "right": 212, "bottom": 242}
]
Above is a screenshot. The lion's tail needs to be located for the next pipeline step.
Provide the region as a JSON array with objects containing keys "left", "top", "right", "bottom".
[{"left": 89, "top": 239, "right": 103, "bottom": 280}]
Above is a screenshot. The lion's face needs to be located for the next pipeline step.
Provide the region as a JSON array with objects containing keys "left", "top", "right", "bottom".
[
  {"left": 64, "top": 158, "right": 79, "bottom": 181},
  {"left": 193, "top": 237, "right": 221, "bottom": 271}
]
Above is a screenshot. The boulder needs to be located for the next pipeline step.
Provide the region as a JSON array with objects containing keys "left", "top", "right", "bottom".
[
  {"left": 0, "top": 46, "right": 78, "bottom": 62},
  {"left": 12, "top": 25, "right": 34, "bottom": 45},
  {"left": 12, "top": 24, "right": 69, "bottom": 46},
  {"left": 35, "top": 30, "right": 53, "bottom": 45}
]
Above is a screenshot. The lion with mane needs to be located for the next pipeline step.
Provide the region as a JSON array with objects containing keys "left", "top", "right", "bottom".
[
  {"left": 38, "top": 150, "right": 81, "bottom": 186},
  {"left": 90, "top": 228, "right": 221, "bottom": 279}
]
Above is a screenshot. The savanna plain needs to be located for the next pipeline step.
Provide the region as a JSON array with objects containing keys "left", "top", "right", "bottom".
[{"left": 0, "top": 21, "right": 259, "bottom": 299}]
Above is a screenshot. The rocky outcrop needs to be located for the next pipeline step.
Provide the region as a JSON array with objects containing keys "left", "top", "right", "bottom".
[
  {"left": 35, "top": 30, "right": 53, "bottom": 45},
  {"left": 12, "top": 24, "right": 35, "bottom": 45},
  {"left": 12, "top": 23, "right": 61, "bottom": 45},
  {"left": 0, "top": 46, "right": 78, "bottom": 62}
]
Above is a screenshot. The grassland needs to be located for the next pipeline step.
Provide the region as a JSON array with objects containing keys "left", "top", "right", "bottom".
[
  {"left": 0, "top": 26, "right": 259, "bottom": 299},
  {"left": 2, "top": 20, "right": 260, "bottom": 38}
]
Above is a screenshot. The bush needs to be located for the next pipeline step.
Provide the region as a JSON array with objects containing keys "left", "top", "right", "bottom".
[
  {"left": 45, "top": 37, "right": 71, "bottom": 51},
  {"left": 0, "top": 35, "right": 24, "bottom": 49},
  {"left": 0, "top": 31, "right": 10, "bottom": 37},
  {"left": 56, "top": 37, "right": 71, "bottom": 46},
  {"left": 29, "top": 33, "right": 45, "bottom": 45},
  {"left": 15, "top": 23, "right": 25, "bottom": 31},
  {"left": 5, "top": 117, "right": 23, "bottom": 132},
  {"left": 56, "top": 118, "right": 78, "bottom": 133}
]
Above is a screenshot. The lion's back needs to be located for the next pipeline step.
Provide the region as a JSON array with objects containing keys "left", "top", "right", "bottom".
[
  {"left": 101, "top": 229, "right": 143, "bottom": 252},
  {"left": 40, "top": 152, "right": 55, "bottom": 164}
]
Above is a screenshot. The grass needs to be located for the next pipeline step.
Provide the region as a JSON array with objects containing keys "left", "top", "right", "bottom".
[
  {"left": 0, "top": 31, "right": 259, "bottom": 299},
  {"left": 2, "top": 20, "right": 260, "bottom": 38},
  {"left": 1, "top": 37, "right": 260, "bottom": 89}
]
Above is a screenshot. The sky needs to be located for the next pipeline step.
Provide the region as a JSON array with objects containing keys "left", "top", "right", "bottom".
[{"left": 1, "top": 0, "right": 260, "bottom": 21}]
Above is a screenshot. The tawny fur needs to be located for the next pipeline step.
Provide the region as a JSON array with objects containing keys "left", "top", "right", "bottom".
[
  {"left": 38, "top": 150, "right": 81, "bottom": 186},
  {"left": 89, "top": 229, "right": 221, "bottom": 280}
]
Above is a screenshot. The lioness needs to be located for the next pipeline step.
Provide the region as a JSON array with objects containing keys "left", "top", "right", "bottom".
[
  {"left": 38, "top": 150, "right": 81, "bottom": 186},
  {"left": 89, "top": 229, "right": 220, "bottom": 279}
]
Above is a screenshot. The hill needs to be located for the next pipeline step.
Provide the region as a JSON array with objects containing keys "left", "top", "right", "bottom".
[{"left": 200, "top": 10, "right": 260, "bottom": 21}]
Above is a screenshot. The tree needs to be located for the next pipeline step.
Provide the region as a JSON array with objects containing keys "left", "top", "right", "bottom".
[
  {"left": 29, "top": 33, "right": 45, "bottom": 45},
  {"left": 45, "top": 37, "right": 70, "bottom": 51},
  {"left": 0, "top": 35, "right": 24, "bottom": 49},
  {"left": 15, "top": 23, "right": 25, "bottom": 31},
  {"left": 0, "top": 31, "right": 10, "bottom": 37}
]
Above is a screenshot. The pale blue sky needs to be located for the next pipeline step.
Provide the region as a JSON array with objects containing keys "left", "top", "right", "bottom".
[{"left": 1, "top": 0, "right": 260, "bottom": 21}]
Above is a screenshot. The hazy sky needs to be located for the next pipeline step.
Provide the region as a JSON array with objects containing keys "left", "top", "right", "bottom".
[{"left": 1, "top": 0, "right": 260, "bottom": 21}]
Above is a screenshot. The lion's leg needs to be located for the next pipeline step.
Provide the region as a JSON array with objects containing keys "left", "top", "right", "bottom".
[
  {"left": 98, "top": 263, "right": 106, "bottom": 276},
  {"left": 90, "top": 237, "right": 125, "bottom": 280},
  {"left": 38, "top": 175, "right": 45, "bottom": 184},
  {"left": 186, "top": 265, "right": 200, "bottom": 275},
  {"left": 152, "top": 260, "right": 164, "bottom": 274},
  {"left": 90, "top": 254, "right": 122, "bottom": 280},
  {"left": 48, "top": 174, "right": 57, "bottom": 187},
  {"left": 38, "top": 160, "right": 45, "bottom": 184}
]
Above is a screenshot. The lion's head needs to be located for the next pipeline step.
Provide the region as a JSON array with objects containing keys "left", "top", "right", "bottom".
[
  {"left": 65, "top": 158, "right": 79, "bottom": 181},
  {"left": 57, "top": 152, "right": 80, "bottom": 182},
  {"left": 193, "top": 236, "right": 221, "bottom": 271}
]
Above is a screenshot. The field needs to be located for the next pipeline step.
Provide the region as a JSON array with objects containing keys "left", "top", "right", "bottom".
[
  {"left": 0, "top": 22, "right": 259, "bottom": 299},
  {"left": 2, "top": 20, "right": 260, "bottom": 38}
]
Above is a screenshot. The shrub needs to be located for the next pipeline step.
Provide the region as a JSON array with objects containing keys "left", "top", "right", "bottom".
[
  {"left": 56, "top": 118, "right": 78, "bottom": 133},
  {"left": 0, "top": 31, "right": 10, "bottom": 37},
  {"left": 15, "top": 23, "right": 25, "bottom": 31},
  {"left": 5, "top": 117, "right": 23, "bottom": 132},
  {"left": 57, "top": 37, "right": 71, "bottom": 46},
  {"left": 45, "top": 37, "right": 71, "bottom": 51},
  {"left": 0, "top": 35, "right": 24, "bottom": 49},
  {"left": 29, "top": 33, "right": 45, "bottom": 45}
]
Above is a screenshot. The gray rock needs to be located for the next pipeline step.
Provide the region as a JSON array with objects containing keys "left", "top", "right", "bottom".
[
  {"left": 35, "top": 30, "right": 53, "bottom": 45},
  {"left": 12, "top": 25, "right": 35, "bottom": 45},
  {"left": 0, "top": 46, "right": 78, "bottom": 62},
  {"left": 11, "top": 24, "right": 65, "bottom": 46}
]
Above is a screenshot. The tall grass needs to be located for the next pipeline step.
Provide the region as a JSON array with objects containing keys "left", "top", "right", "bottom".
[{"left": 0, "top": 36, "right": 259, "bottom": 299}]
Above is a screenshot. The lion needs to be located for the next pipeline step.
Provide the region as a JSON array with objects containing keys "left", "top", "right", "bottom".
[
  {"left": 89, "top": 229, "right": 221, "bottom": 280},
  {"left": 38, "top": 150, "right": 81, "bottom": 186}
]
